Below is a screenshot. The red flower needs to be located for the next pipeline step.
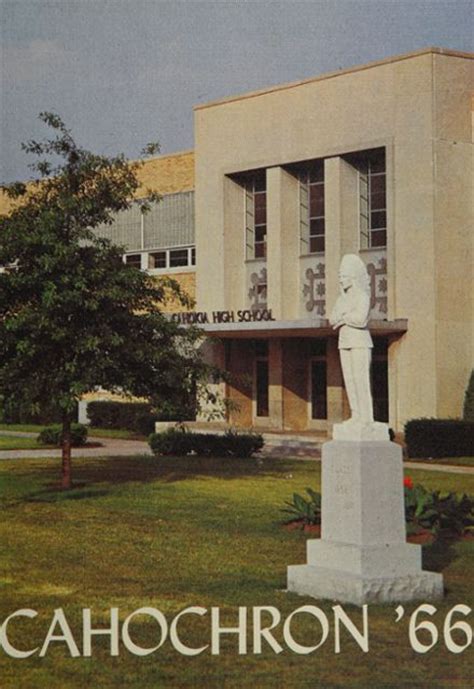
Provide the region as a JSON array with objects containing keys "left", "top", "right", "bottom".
[{"left": 404, "top": 476, "right": 414, "bottom": 489}]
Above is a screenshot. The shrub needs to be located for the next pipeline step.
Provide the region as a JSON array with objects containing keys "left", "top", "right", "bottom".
[
  {"left": 38, "top": 423, "right": 88, "bottom": 447},
  {"left": 463, "top": 370, "right": 474, "bottom": 422},
  {"left": 404, "top": 418, "right": 474, "bottom": 458},
  {"left": 284, "top": 482, "right": 474, "bottom": 538},
  {"left": 148, "top": 428, "right": 264, "bottom": 458},
  {"left": 87, "top": 401, "right": 154, "bottom": 432},
  {"left": 148, "top": 427, "right": 192, "bottom": 456},
  {"left": 281, "top": 488, "right": 321, "bottom": 526},
  {"left": 86, "top": 400, "right": 196, "bottom": 435},
  {"left": 404, "top": 480, "right": 474, "bottom": 537}
]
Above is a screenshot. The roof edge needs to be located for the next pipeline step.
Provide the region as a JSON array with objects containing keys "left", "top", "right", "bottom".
[
  {"left": 194, "top": 47, "right": 473, "bottom": 112},
  {"left": 134, "top": 148, "right": 194, "bottom": 164}
]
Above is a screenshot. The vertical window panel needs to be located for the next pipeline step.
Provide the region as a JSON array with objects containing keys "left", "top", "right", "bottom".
[
  {"left": 358, "top": 149, "right": 386, "bottom": 249},
  {"left": 300, "top": 160, "right": 325, "bottom": 255}
]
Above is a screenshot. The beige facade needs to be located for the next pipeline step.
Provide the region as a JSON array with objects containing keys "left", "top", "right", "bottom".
[
  {"left": 2, "top": 49, "right": 472, "bottom": 433},
  {"left": 194, "top": 48, "right": 473, "bottom": 432}
]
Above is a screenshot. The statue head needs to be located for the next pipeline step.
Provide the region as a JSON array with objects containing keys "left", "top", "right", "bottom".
[{"left": 339, "top": 254, "right": 370, "bottom": 295}]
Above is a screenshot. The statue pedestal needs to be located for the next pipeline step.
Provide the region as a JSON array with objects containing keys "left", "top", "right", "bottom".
[{"left": 287, "top": 440, "right": 444, "bottom": 605}]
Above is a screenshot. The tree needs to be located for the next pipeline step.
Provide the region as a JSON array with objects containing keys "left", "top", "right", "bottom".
[
  {"left": 463, "top": 370, "right": 474, "bottom": 422},
  {"left": 0, "top": 112, "right": 208, "bottom": 489}
]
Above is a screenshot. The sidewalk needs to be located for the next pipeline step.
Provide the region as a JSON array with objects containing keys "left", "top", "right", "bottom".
[
  {"left": 0, "top": 435, "right": 152, "bottom": 459},
  {"left": 0, "top": 432, "right": 473, "bottom": 474}
]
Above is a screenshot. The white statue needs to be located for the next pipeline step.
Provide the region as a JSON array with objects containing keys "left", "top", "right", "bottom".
[{"left": 330, "top": 254, "right": 388, "bottom": 440}]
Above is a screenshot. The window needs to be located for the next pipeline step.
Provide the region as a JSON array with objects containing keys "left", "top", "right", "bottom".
[
  {"left": 149, "top": 251, "right": 167, "bottom": 269},
  {"left": 245, "top": 171, "right": 267, "bottom": 260},
  {"left": 169, "top": 249, "right": 189, "bottom": 267},
  {"left": 125, "top": 253, "right": 142, "bottom": 268},
  {"left": 300, "top": 161, "right": 325, "bottom": 254},
  {"left": 127, "top": 246, "right": 195, "bottom": 271},
  {"left": 255, "top": 340, "right": 269, "bottom": 417},
  {"left": 359, "top": 149, "right": 386, "bottom": 249},
  {"left": 309, "top": 339, "right": 327, "bottom": 419}
]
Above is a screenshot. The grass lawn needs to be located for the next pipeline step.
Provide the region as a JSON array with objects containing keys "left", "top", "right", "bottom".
[
  {"left": 0, "top": 423, "right": 142, "bottom": 440},
  {"left": 0, "top": 435, "right": 55, "bottom": 451},
  {"left": 0, "top": 455, "right": 472, "bottom": 689}
]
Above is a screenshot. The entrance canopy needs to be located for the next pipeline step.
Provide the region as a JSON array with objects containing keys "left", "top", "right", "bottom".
[{"left": 201, "top": 318, "right": 408, "bottom": 339}]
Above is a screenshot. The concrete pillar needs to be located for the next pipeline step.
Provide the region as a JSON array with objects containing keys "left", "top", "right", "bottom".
[
  {"left": 324, "top": 156, "right": 360, "bottom": 312},
  {"left": 326, "top": 337, "right": 345, "bottom": 425},
  {"left": 226, "top": 340, "right": 253, "bottom": 428},
  {"left": 223, "top": 176, "right": 246, "bottom": 312},
  {"left": 268, "top": 339, "right": 283, "bottom": 429},
  {"left": 195, "top": 169, "right": 225, "bottom": 312},
  {"left": 266, "top": 167, "right": 300, "bottom": 320},
  {"left": 282, "top": 339, "right": 309, "bottom": 431},
  {"left": 196, "top": 339, "right": 227, "bottom": 423}
]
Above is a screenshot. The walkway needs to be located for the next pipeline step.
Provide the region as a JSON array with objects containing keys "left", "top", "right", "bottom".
[
  {"left": 0, "top": 431, "right": 472, "bottom": 475},
  {"left": 0, "top": 435, "right": 152, "bottom": 460}
]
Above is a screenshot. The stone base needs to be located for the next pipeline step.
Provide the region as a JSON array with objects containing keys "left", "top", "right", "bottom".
[
  {"left": 287, "top": 439, "right": 444, "bottom": 605},
  {"left": 287, "top": 563, "right": 444, "bottom": 605},
  {"left": 306, "top": 540, "right": 422, "bottom": 577}
]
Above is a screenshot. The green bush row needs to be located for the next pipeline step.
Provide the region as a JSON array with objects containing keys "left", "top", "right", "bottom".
[
  {"left": 149, "top": 427, "right": 264, "bottom": 458},
  {"left": 404, "top": 418, "right": 474, "bottom": 458},
  {"left": 87, "top": 400, "right": 196, "bottom": 435},
  {"left": 38, "top": 423, "right": 88, "bottom": 447},
  {"left": 87, "top": 401, "right": 156, "bottom": 435}
]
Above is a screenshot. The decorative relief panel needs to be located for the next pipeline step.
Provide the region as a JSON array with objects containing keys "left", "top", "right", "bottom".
[
  {"left": 300, "top": 256, "right": 326, "bottom": 317},
  {"left": 247, "top": 264, "right": 267, "bottom": 311},
  {"left": 363, "top": 250, "right": 388, "bottom": 319}
]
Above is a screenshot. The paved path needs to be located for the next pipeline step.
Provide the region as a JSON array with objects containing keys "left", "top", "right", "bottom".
[
  {"left": 0, "top": 431, "right": 473, "bottom": 474},
  {"left": 403, "top": 461, "right": 474, "bottom": 475},
  {"left": 0, "top": 435, "right": 152, "bottom": 459}
]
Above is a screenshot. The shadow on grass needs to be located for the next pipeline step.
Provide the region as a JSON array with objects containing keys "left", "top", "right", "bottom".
[
  {"left": 9, "top": 454, "right": 300, "bottom": 504},
  {"left": 25, "top": 486, "right": 110, "bottom": 502}
]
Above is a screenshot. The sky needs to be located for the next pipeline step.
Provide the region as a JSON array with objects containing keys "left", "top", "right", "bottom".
[{"left": 1, "top": 0, "right": 473, "bottom": 182}]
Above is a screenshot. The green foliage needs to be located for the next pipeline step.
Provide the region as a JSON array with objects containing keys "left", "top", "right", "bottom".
[
  {"left": 87, "top": 401, "right": 154, "bottom": 434},
  {"left": 281, "top": 488, "right": 322, "bottom": 525},
  {"left": 38, "top": 423, "right": 88, "bottom": 447},
  {"left": 463, "top": 369, "right": 474, "bottom": 421},
  {"left": 404, "top": 482, "right": 474, "bottom": 537},
  {"left": 148, "top": 427, "right": 192, "bottom": 456},
  {"left": 404, "top": 418, "right": 474, "bottom": 458},
  {"left": 0, "top": 395, "right": 78, "bottom": 425},
  {"left": 284, "top": 484, "right": 474, "bottom": 537},
  {"left": 0, "top": 112, "right": 201, "bottom": 417},
  {"left": 0, "top": 113, "right": 216, "bottom": 486},
  {"left": 87, "top": 399, "right": 196, "bottom": 435},
  {"left": 149, "top": 428, "right": 264, "bottom": 458}
]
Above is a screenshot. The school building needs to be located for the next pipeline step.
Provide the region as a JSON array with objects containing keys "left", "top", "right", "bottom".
[{"left": 3, "top": 48, "right": 472, "bottom": 433}]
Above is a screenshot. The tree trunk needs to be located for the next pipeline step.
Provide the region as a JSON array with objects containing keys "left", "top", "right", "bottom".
[{"left": 61, "top": 414, "right": 72, "bottom": 490}]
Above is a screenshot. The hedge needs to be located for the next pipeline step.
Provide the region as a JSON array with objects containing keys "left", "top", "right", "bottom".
[
  {"left": 38, "top": 423, "right": 88, "bottom": 447},
  {"left": 404, "top": 418, "right": 474, "bottom": 458},
  {"left": 149, "top": 428, "right": 264, "bottom": 458},
  {"left": 87, "top": 400, "right": 196, "bottom": 435},
  {"left": 87, "top": 401, "right": 156, "bottom": 435}
]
